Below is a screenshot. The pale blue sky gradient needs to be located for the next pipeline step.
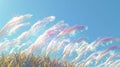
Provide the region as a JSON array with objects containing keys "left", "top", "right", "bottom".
[{"left": 0, "top": 0, "right": 120, "bottom": 41}]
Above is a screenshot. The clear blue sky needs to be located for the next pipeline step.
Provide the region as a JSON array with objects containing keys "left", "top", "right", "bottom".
[{"left": 0, "top": 0, "right": 120, "bottom": 41}]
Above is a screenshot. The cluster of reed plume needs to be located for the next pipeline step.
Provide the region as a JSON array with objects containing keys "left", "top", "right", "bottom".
[{"left": 0, "top": 52, "right": 75, "bottom": 67}]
